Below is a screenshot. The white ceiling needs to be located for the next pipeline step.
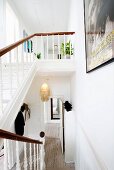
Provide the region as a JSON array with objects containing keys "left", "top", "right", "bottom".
[{"left": 11, "top": 0, "right": 71, "bottom": 33}]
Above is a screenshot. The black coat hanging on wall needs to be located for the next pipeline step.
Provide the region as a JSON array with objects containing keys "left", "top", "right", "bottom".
[{"left": 15, "top": 107, "right": 25, "bottom": 136}]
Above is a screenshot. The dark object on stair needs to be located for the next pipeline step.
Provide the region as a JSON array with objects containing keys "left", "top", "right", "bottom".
[
  {"left": 64, "top": 101, "right": 72, "bottom": 112},
  {"left": 15, "top": 105, "right": 25, "bottom": 136},
  {"left": 40, "top": 131, "right": 45, "bottom": 138}
]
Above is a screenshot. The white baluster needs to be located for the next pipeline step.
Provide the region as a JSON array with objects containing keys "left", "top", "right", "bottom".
[
  {"left": 58, "top": 34, "right": 60, "bottom": 59},
  {"left": 4, "top": 139, "right": 8, "bottom": 170},
  {"left": 41, "top": 36, "right": 43, "bottom": 59},
  {"left": 0, "top": 57, "right": 3, "bottom": 115},
  {"left": 52, "top": 35, "right": 54, "bottom": 59},
  {"left": 47, "top": 35, "right": 49, "bottom": 59},
  {"left": 64, "top": 34, "right": 66, "bottom": 59},
  {"left": 34, "top": 144, "right": 36, "bottom": 170},
  {"left": 40, "top": 144, "right": 45, "bottom": 170},
  {"left": 10, "top": 140, "right": 14, "bottom": 168},
  {"left": 70, "top": 34, "right": 73, "bottom": 59},
  {"left": 7, "top": 140, "right": 12, "bottom": 169},
  {"left": 37, "top": 144, "right": 39, "bottom": 170},
  {"left": 24, "top": 142, "right": 28, "bottom": 170},
  {"left": 72, "top": 34, "right": 74, "bottom": 60},
  {"left": 69, "top": 35, "right": 71, "bottom": 59},
  {"left": 16, "top": 141, "right": 21, "bottom": 170},
  {"left": 73, "top": 34, "right": 75, "bottom": 59},
  {"left": 29, "top": 143, "right": 32, "bottom": 170}
]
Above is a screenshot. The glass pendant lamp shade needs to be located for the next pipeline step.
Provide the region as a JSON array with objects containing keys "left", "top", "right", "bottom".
[{"left": 40, "top": 83, "right": 50, "bottom": 102}]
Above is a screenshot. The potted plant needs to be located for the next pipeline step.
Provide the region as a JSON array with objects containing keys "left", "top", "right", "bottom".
[
  {"left": 61, "top": 41, "right": 74, "bottom": 59},
  {"left": 34, "top": 52, "right": 41, "bottom": 59}
]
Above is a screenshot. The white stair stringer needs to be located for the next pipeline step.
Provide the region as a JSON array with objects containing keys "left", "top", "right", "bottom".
[{"left": 0, "top": 62, "right": 37, "bottom": 130}]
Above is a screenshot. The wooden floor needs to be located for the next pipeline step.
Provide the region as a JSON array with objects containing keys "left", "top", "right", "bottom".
[
  {"left": 45, "top": 123, "right": 60, "bottom": 138},
  {"left": 45, "top": 123, "right": 75, "bottom": 170}
]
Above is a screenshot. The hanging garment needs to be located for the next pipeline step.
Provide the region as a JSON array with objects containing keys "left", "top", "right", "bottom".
[{"left": 15, "top": 111, "right": 25, "bottom": 136}]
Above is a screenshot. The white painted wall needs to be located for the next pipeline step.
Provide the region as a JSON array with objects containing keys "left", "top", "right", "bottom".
[
  {"left": 7, "top": 0, "right": 31, "bottom": 38},
  {"left": 70, "top": 73, "right": 76, "bottom": 109},
  {"left": 68, "top": 0, "right": 114, "bottom": 169},
  {"left": 24, "top": 74, "right": 44, "bottom": 140},
  {"left": 64, "top": 110, "right": 75, "bottom": 163},
  {"left": 0, "top": 0, "right": 6, "bottom": 48}
]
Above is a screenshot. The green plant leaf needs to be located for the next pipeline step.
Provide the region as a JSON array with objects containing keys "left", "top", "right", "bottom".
[{"left": 60, "top": 41, "right": 74, "bottom": 56}]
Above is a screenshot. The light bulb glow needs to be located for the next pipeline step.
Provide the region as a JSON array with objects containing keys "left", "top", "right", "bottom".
[{"left": 40, "top": 83, "right": 50, "bottom": 102}]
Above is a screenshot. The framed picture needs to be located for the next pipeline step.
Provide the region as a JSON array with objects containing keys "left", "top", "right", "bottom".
[{"left": 84, "top": 0, "right": 114, "bottom": 72}]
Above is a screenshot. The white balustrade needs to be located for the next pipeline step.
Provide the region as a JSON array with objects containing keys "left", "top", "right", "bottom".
[
  {"left": 29, "top": 143, "right": 32, "bottom": 170},
  {"left": 64, "top": 34, "right": 66, "bottom": 59},
  {"left": 37, "top": 144, "right": 39, "bottom": 170},
  {"left": 58, "top": 35, "right": 60, "bottom": 59},
  {"left": 2, "top": 139, "right": 44, "bottom": 170},
  {"left": 40, "top": 143, "right": 45, "bottom": 170},
  {"left": 41, "top": 36, "right": 43, "bottom": 60},
  {"left": 69, "top": 36, "right": 71, "bottom": 58},
  {"left": 16, "top": 141, "right": 21, "bottom": 170},
  {"left": 7, "top": 140, "right": 12, "bottom": 169},
  {"left": 34, "top": 143, "right": 36, "bottom": 170},
  {"left": 24, "top": 142, "right": 27, "bottom": 170},
  {"left": 4, "top": 139, "right": 8, "bottom": 170},
  {"left": 69, "top": 34, "right": 73, "bottom": 59}
]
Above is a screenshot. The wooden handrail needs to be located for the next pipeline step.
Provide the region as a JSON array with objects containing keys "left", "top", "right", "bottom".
[
  {"left": 0, "top": 34, "right": 36, "bottom": 57},
  {"left": 0, "top": 129, "right": 43, "bottom": 144},
  {"left": 0, "top": 32, "right": 75, "bottom": 57},
  {"left": 35, "top": 32, "right": 75, "bottom": 36}
]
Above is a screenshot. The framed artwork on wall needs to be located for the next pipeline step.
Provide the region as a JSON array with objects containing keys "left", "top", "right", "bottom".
[{"left": 84, "top": 0, "right": 114, "bottom": 73}]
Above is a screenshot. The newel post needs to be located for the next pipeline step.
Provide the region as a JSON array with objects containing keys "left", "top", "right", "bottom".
[{"left": 39, "top": 131, "right": 45, "bottom": 170}]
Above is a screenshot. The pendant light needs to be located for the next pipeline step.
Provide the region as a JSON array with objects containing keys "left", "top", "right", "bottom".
[{"left": 40, "top": 83, "right": 50, "bottom": 102}]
